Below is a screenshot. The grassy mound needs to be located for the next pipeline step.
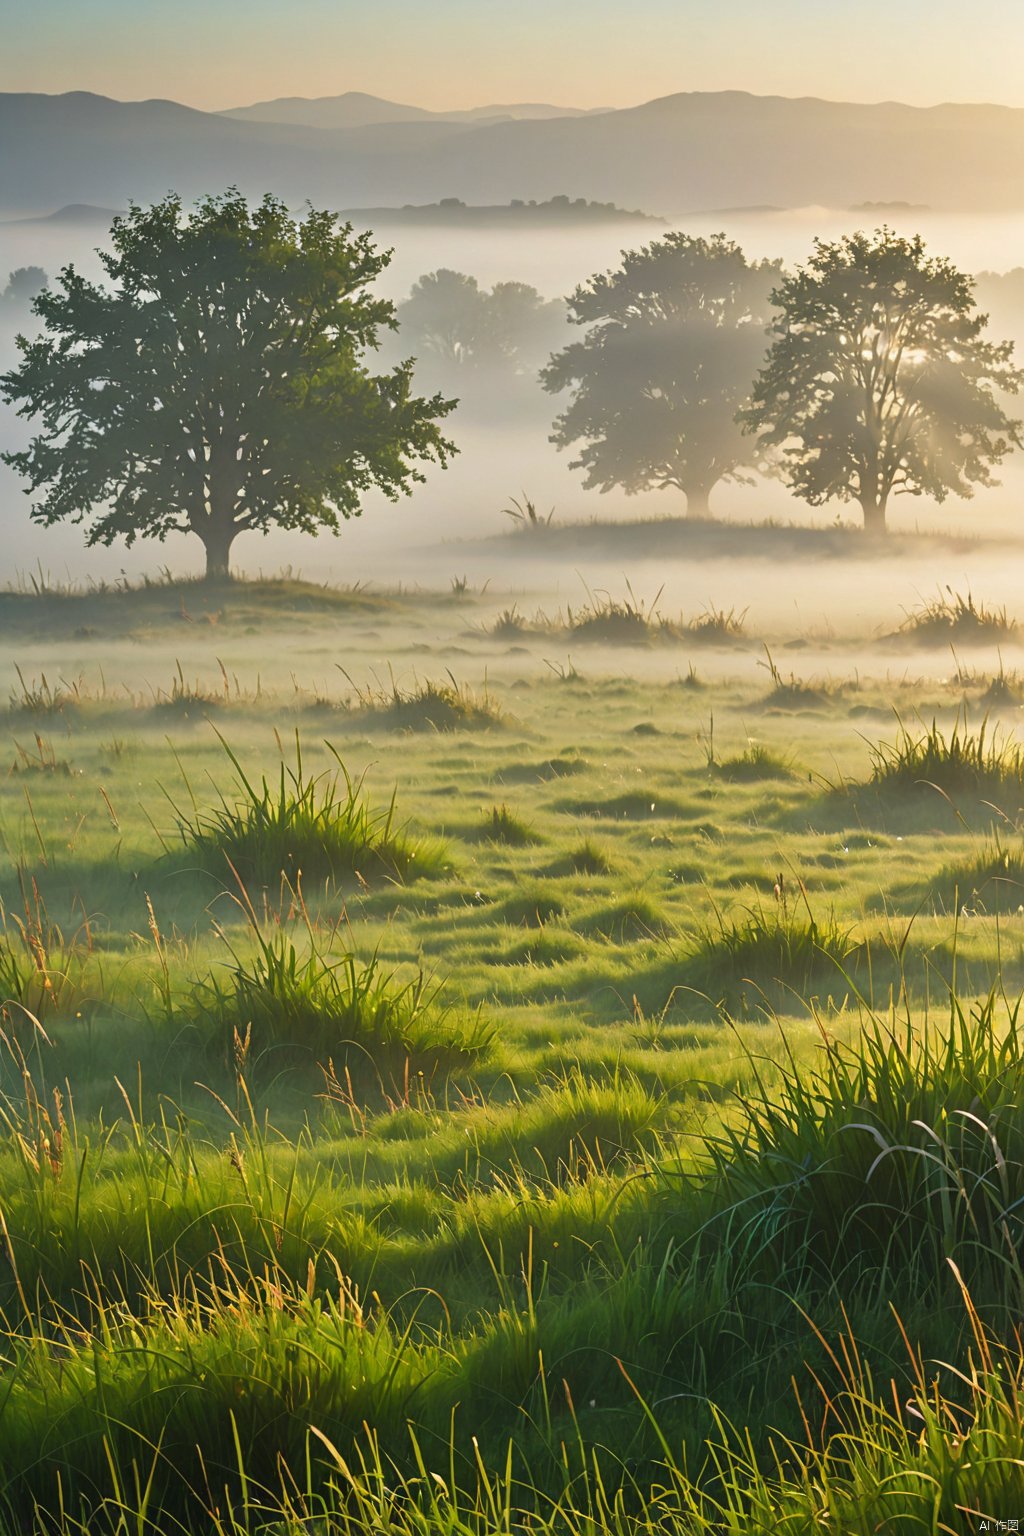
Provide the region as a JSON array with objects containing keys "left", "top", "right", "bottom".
[
  {"left": 186, "top": 926, "right": 489, "bottom": 1070},
  {"left": 712, "top": 744, "right": 794, "bottom": 782},
  {"left": 933, "top": 837, "right": 1024, "bottom": 913},
  {"left": 346, "top": 672, "right": 503, "bottom": 732},
  {"left": 759, "top": 647, "right": 832, "bottom": 711},
  {"left": 170, "top": 734, "right": 444, "bottom": 885},
  {"left": 498, "top": 886, "right": 567, "bottom": 928},
  {"left": 683, "top": 604, "right": 748, "bottom": 643},
  {"left": 492, "top": 754, "right": 588, "bottom": 785},
  {"left": 542, "top": 837, "right": 617, "bottom": 877},
  {"left": 894, "top": 586, "right": 1017, "bottom": 646},
  {"left": 472, "top": 804, "right": 538, "bottom": 845},
  {"left": 867, "top": 714, "right": 1024, "bottom": 808},
  {"left": 576, "top": 892, "right": 672, "bottom": 941},
  {"left": 687, "top": 885, "right": 858, "bottom": 996}
]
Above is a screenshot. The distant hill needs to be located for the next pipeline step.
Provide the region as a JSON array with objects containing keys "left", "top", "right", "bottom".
[
  {"left": 3, "top": 90, "right": 1024, "bottom": 219},
  {"left": 221, "top": 91, "right": 607, "bottom": 130},
  {"left": 3, "top": 202, "right": 124, "bottom": 227}
]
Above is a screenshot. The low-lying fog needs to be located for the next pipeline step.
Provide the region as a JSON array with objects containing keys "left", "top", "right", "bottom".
[{"left": 4, "top": 205, "right": 1024, "bottom": 639}]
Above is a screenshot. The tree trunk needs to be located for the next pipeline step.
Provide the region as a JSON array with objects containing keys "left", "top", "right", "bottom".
[
  {"left": 200, "top": 522, "right": 237, "bottom": 581},
  {"left": 684, "top": 485, "right": 713, "bottom": 521},
  {"left": 860, "top": 495, "right": 887, "bottom": 537}
]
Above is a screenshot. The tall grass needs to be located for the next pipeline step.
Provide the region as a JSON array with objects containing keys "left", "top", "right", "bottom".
[
  {"left": 186, "top": 920, "right": 490, "bottom": 1070},
  {"left": 702, "top": 990, "right": 1024, "bottom": 1302},
  {"left": 868, "top": 712, "right": 1024, "bottom": 804},
  {"left": 687, "top": 880, "right": 858, "bottom": 996},
  {"left": 1, "top": 979, "right": 1024, "bottom": 1527},
  {"left": 935, "top": 834, "right": 1024, "bottom": 912},
  {"left": 169, "top": 733, "right": 445, "bottom": 885},
  {"left": 342, "top": 669, "right": 503, "bottom": 731},
  {"left": 896, "top": 586, "right": 1017, "bottom": 645}
]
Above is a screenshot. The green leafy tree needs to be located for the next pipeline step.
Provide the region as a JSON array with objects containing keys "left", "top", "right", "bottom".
[
  {"left": 540, "top": 233, "right": 782, "bottom": 519},
  {"left": 1, "top": 192, "right": 456, "bottom": 578},
  {"left": 742, "top": 229, "right": 1023, "bottom": 534}
]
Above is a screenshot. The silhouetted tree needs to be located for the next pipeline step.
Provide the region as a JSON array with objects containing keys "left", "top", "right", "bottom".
[
  {"left": 1, "top": 192, "right": 455, "bottom": 579},
  {"left": 1, "top": 267, "right": 48, "bottom": 310},
  {"left": 484, "top": 281, "right": 565, "bottom": 372},
  {"left": 397, "top": 270, "right": 489, "bottom": 370},
  {"left": 742, "top": 230, "right": 1023, "bottom": 534},
  {"left": 396, "top": 269, "right": 564, "bottom": 381},
  {"left": 540, "top": 233, "right": 782, "bottom": 519}
]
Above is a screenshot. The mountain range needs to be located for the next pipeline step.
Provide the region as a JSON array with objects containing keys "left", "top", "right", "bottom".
[
  {"left": 220, "top": 91, "right": 609, "bottom": 130},
  {"left": 2, "top": 89, "right": 1024, "bottom": 220}
]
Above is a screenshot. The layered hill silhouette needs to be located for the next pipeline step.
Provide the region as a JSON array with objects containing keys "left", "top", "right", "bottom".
[
  {"left": 2, "top": 89, "right": 1024, "bottom": 219},
  {"left": 221, "top": 91, "right": 608, "bottom": 130}
]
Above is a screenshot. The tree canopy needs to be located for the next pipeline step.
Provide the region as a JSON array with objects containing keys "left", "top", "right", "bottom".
[
  {"left": 1, "top": 267, "right": 48, "bottom": 312},
  {"left": 396, "top": 269, "right": 565, "bottom": 385},
  {"left": 540, "top": 232, "right": 782, "bottom": 519},
  {"left": 742, "top": 229, "right": 1023, "bottom": 533},
  {"left": 0, "top": 191, "right": 456, "bottom": 577}
]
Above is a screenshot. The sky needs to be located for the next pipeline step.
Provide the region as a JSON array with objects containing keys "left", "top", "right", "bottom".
[{"left": 4, "top": 0, "right": 1024, "bottom": 113}]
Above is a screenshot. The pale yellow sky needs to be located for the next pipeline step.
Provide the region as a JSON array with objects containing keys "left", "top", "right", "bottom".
[{"left": 3, "top": 0, "right": 1024, "bottom": 113}]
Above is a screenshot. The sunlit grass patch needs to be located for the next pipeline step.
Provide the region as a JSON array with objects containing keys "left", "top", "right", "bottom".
[
  {"left": 894, "top": 586, "right": 1017, "bottom": 646},
  {"left": 481, "top": 927, "right": 583, "bottom": 967},
  {"left": 558, "top": 790, "right": 690, "bottom": 820},
  {"left": 492, "top": 753, "right": 588, "bottom": 786},
  {"left": 575, "top": 892, "right": 673, "bottom": 941},
  {"left": 933, "top": 836, "right": 1024, "bottom": 913},
  {"left": 185, "top": 924, "right": 489, "bottom": 1070},
  {"left": 344, "top": 670, "right": 503, "bottom": 731},
  {"left": 686, "top": 880, "right": 859, "bottom": 996},
  {"left": 542, "top": 837, "right": 617, "bottom": 877},
  {"left": 712, "top": 743, "right": 794, "bottom": 782},
  {"left": 472, "top": 804, "right": 538, "bottom": 846},
  {"left": 498, "top": 886, "right": 567, "bottom": 928},
  {"left": 169, "top": 734, "right": 444, "bottom": 885},
  {"left": 867, "top": 712, "right": 1024, "bottom": 807}
]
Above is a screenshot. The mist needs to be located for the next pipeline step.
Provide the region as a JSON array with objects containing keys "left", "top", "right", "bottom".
[{"left": 4, "top": 204, "right": 1024, "bottom": 598}]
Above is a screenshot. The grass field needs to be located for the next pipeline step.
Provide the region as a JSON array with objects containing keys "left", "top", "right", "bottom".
[{"left": 1, "top": 567, "right": 1024, "bottom": 1531}]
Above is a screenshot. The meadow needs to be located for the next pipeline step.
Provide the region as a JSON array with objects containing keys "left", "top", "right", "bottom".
[{"left": 1, "top": 564, "right": 1024, "bottom": 1531}]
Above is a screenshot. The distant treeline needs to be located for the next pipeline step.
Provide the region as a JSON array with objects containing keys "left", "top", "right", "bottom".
[{"left": 342, "top": 195, "right": 662, "bottom": 227}]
